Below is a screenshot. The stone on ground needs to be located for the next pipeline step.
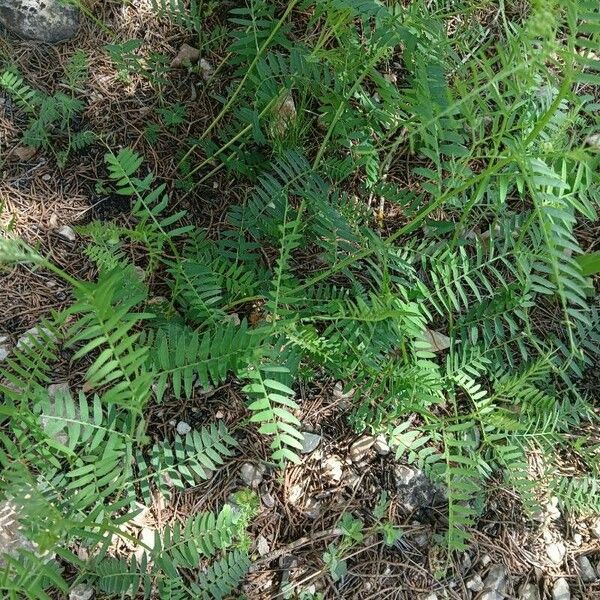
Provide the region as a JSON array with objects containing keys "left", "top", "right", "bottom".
[
  {"left": 373, "top": 434, "right": 390, "bottom": 455},
  {"left": 0, "top": 499, "right": 46, "bottom": 566},
  {"left": 240, "top": 462, "right": 265, "bottom": 487},
  {"left": 466, "top": 574, "right": 484, "bottom": 592},
  {"left": 56, "top": 225, "right": 76, "bottom": 242},
  {"left": 519, "top": 583, "right": 540, "bottom": 600},
  {"left": 175, "top": 421, "right": 191, "bottom": 436},
  {"left": 545, "top": 541, "right": 566, "bottom": 564},
  {"left": 0, "top": 0, "right": 79, "bottom": 42},
  {"left": 299, "top": 431, "right": 321, "bottom": 454},
  {"left": 577, "top": 555, "right": 597, "bottom": 583},
  {"left": 479, "top": 565, "right": 509, "bottom": 600},
  {"left": 69, "top": 584, "right": 94, "bottom": 600},
  {"left": 16, "top": 326, "right": 55, "bottom": 350},
  {"left": 393, "top": 465, "right": 441, "bottom": 512},
  {"left": 322, "top": 455, "right": 343, "bottom": 483},
  {"left": 552, "top": 578, "right": 570, "bottom": 600},
  {"left": 0, "top": 335, "right": 10, "bottom": 361},
  {"left": 349, "top": 435, "right": 375, "bottom": 463}
]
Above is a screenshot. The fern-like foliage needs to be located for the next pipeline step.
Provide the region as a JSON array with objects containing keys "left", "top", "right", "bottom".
[
  {"left": 151, "top": 321, "right": 261, "bottom": 402},
  {"left": 144, "top": 422, "right": 237, "bottom": 500},
  {"left": 243, "top": 364, "right": 302, "bottom": 464},
  {"left": 92, "top": 507, "right": 251, "bottom": 600},
  {"left": 0, "top": 67, "right": 94, "bottom": 166},
  {"left": 105, "top": 148, "right": 192, "bottom": 266},
  {"left": 65, "top": 269, "right": 154, "bottom": 413},
  {"left": 156, "top": 504, "right": 241, "bottom": 567},
  {"left": 152, "top": 0, "right": 202, "bottom": 33},
  {"left": 192, "top": 550, "right": 251, "bottom": 600}
]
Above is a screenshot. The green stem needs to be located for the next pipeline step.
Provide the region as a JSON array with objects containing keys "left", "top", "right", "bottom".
[{"left": 176, "top": 0, "right": 299, "bottom": 171}]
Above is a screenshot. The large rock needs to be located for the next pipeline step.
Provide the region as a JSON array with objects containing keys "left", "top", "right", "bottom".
[
  {"left": 0, "top": 499, "right": 52, "bottom": 566},
  {"left": 480, "top": 565, "right": 509, "bottom": 600},
  {"left": 393, "top": 465, "right": 443, "bottom": 512},
  {"left": 0, "top": 0, "right": 79, "bottom": 43}
]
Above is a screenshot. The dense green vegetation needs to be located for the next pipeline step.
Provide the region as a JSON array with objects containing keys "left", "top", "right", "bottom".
[{"left": 0, "top": 0, "right": 599, "bottom": 597}]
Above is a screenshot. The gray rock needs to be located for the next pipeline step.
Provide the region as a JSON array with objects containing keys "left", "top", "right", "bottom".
[
  {"left": 69, "top": 584, "right": 94, "bottom": 600},
  {"left": 256, "top": 534, "right": 269, "bottom": 557},
  {"left": 287, "top": 483, "right": 303, "bottom": 505},
  {"left": 519, "top": 583, "right": 540, "bottom": 600},
  {"left": 0, "top": 498, "right": 54, "bottom": 566},
  {"left": 240, "top": 462, "right": 265, "bottom": 487},
  {"left": 373, "top": 434, "right": 390, "bottom": 456},
  {"left": 349, "top": 435, "right": 375, "bottom": 463},
  {"left": 130, "top": 501, "right": 150, "bottom": 527},
  {"left": 0, "top": 335, "right": 10, "bottom": 361},
  {"left": 56, "top": 225, "right": 76, "bottom": 242},
  {"left": 466, "top": 574, "right": 484, "bottom": 592},
  {"left": 332, "top": 381, "right": 354, "bottom": 410},
  {"left": 542, "top": 530, "right": 554, "bottom": 544},
  {"left": 304, "top": 497, "right": 321, "bottom": 519},
  {"left": 589, "top": 518, "right": 600, "bottom": 539},
  {"left": 480, "top": 565, "right": 509, "bottom": 599},
  {"left": 16, "top": 326, "right": 54, "bottom": 350},
  {"left": 546, "top": 496, "right": 561, "bottom": 521},
  {"left": 261, "top": 492, "right": 275, "bottom": 508},
  {"left": 409, "top": 525, "right": 430, "bottom": 549},
  {"left": 139, "top": 527, "right": 155, "bottom": 550},
  {"left": 134, "top": 527, "right": 156, "bottom": 560},
  {"left": 199, "top": 58, "right": 214, "bottom": 80},
  {"left": 546, "top": 542, "right": 566, "bottom": 565},
  {"left": 272, "top": 92, "right": 296, "bottom": 136},
  {"left": 480, "top": 553, "right": 492, "bottom": 567},
  {"left": 577, "top": 555, "right": 597, "bottom": 583},
  {"left": 323, "top": 455, "right": 343, "bottom": 483},
  {"left": 552, "top": 578, "right": 570, "bottom": 600},
  {"left": 299, "top": 432, "right": 321, "bottom": 454},
  {"left": 480, "top": 591, "right": 505, "bottom": 600},
  {"left": 0, "top": 0, "right": 79, "bottom": 43},
  {"left": 535, "top": 496, "right": 561, "bottom": 522},
  {"left": 343, "top": 470, "right": 362, "bottom": 489},
  {"left": 175, "top": 421, "right": 191, "bottom": 436},
  {"left": 585, "top": 133, "right": 600, "bottom": 149},
  {"left": 0, "top": 500, "right": 36, "bottom": 566},
  {"left": 393, "top": 465, "right": 439, "bottom": 512},
  {"left": 423, "top": 329, "right": 451, "bottom": 352}
]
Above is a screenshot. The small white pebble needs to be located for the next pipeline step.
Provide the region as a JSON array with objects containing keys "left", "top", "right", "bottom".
[
  {"left": 56, "top": 225, "right": 76, "bottom": 242},
  {"left": 176, "top": 421, "right": 191, "bottom": 435},
  {"left": 546, "top": 541, "right": 566, "bottom": 565},
  {"left": 552, "top": 577, "right": 570, "bottom": 600},
  {"left": 256, "top": 535, "right": 269, "bottom": 556},
  {"left": 466, "top": 574, "right": 484, "bottom": 592},
  {"left": 480, "top": 554, "right": 492, "bottom": 567},
  {"left": 0, "top": 335, "right": 10, "bottom": 362},
  {"left": 373, "top": 434, "right": 390, "bottom": 456}
]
